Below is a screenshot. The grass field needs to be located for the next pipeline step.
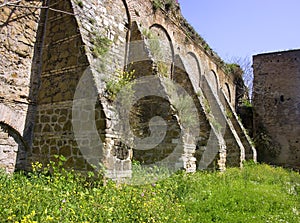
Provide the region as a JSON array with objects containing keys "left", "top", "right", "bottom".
[{"left": 0, "top": 160, "right": 299, "bottom": 222}]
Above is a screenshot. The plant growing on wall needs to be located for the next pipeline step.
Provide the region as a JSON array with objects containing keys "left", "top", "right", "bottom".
[
  {"left": 203, "top": 43, "right": 211, "bottom": 52},
  {"left": 173, "top": 94, "right": 198, "bottom": 129},
  {"left": 225, "top": 108, "right": 233, "bottom": 119},
  {"left": 210, "top": 117, "right": 222, "bottom": 132},
  {"left": 223, "top": 63, "right": 242, "bottom": 76},
  {"left": 105, "top": 70, "right": 136, "bottom": 101},
  {"left": 164, "top": 0, "right": 175, "bottom": 11},
  {"left": 157, "top": 62, "right": 169, "bottom": 78},
  {"left": 142, "top": 28, "right": 152, "bottom": 39},
  {"left": 142, "top": 29, "right": 163, "bottom": 59},
  {"left": 152, "top": 0, "right": 176, "bottom": 12},
  {"left": 202, "top": 97, "right": 211, "bottom": 114},
  {"left": 90, "top": 34, "right": 113, "bottom": 72},
  {"left": 91, "top": 35, "right": 112, "bottom": 58},
  {"left": 143, "top": 28, "right": 169, "bottom": 77},
  {"left": 241, "top": 99, "right": 253, "bottom": 108},
  {"left": 163, "top": 79, "right": 198, "bottom": 129},
  {"left": 152, "top": 0, "right": 164, "bottom": 11}
]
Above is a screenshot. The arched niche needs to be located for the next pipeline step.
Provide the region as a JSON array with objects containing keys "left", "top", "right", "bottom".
[
  {"left": 186, "top": 52, "right": 202, "bottom": 87},
  {"left": 149, "top": 24, "right": 174, "bottom": 77},
  {"left": 206, "top": 70, "right": 219, "bottom": 96}
]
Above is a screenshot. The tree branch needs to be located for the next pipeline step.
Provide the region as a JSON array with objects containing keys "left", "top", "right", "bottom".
[
  {"left": 0, "top": 0, "right": 75, "bottom": 16},
  {"left": 0, "top": 0, "right": 21, "bottom": 8},
  {"left": 47, "top": 7, "right": 75, "bottom": 16}
]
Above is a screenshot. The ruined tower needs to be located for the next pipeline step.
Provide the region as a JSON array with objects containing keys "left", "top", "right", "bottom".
[{"left": 253, "top": 49, "right": 300, "bottom": 169}]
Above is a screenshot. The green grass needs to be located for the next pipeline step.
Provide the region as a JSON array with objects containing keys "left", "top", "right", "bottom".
[{"left": 0, "top": 162, "right": 299, "bottom": 222}]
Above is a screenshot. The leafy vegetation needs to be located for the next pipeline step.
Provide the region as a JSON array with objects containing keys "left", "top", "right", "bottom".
[
  {"left": 202, "top": 96, "right": 211, "bottom": 114},
  {"left": 142, "top": 28, "right": 162, "bottom": 59},
  {"left": 203, "top": 43, "right": 212, "bottom": 52},
  {"left": 223, "top": 63, "right": 243, "bottom": 76},
  {"left": 225, "top": 108, "right": 233, "bottom": 119},
  {"left": 152, "top": 0, "right": 164, "bottom": 11},
  {"left": 0, "top": 161, "right": 299, "bottom": 222},
  {"left": 164, "top": 0, "right": 175, "bottom": 11},
  {"left": 105, "top": 69, "right": 135, "bottom": 101},
  {"left": 143, "top": 28, "right": 169, "bottom": 77},
  {"left": 157, "top": 61, "right": 169, "bottom": 77},
  {"left": 242, "top": 98, "right": 253, "bottom": 108},
  {"left": 152, "top": 0, "right": 176, "bottom": 12},
  {"left": 91, "top": 35, "right": 112, "bottom": 58}
]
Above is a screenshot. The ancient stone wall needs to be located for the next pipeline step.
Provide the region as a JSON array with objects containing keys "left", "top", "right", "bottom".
[
  {"left": 0, "top": 0, "right": 42, "bottom": 173},
  {"left": 253, "top": 49, "right": 300, "bottom": 169},
  {"left": 26, "top": 0, "right": 132, "bottom": 177},
  {"left": 0, "top": 0, "right": 256, "bottom": 177}
]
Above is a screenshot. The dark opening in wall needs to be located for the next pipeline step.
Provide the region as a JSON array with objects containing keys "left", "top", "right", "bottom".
[{"left": 280, "top": 95, "right": 284, "bottom": 102}]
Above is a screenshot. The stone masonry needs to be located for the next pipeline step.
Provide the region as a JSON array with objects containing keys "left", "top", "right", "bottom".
[
  {"left": 253, "top": 49, "right": 300, "bottom": 169},
  {"left": 0, "top": 0, "right": 256, "bottom": 177},
  {"left": 0, "top": 0, "right": 42, "bottom": 172}
]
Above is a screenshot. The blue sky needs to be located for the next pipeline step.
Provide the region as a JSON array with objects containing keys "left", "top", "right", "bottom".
[{"left": 180, "top": 0, "right": 300, "bottom": 63}]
